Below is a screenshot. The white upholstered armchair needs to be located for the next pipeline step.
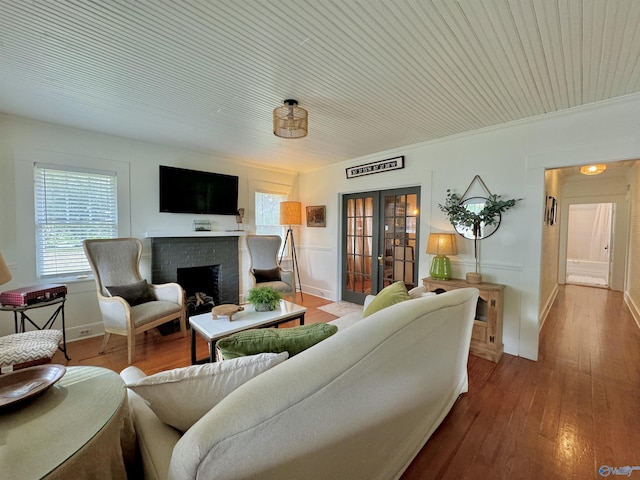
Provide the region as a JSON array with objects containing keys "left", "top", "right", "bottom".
[
  {"left": 83, "top": 238, "right": 186, "bottom": 364},
  {"left": 246, "top": 235, "right": 295, "bottom": 302}
]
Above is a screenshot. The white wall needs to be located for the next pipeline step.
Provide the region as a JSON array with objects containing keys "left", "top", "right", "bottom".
[
  {"left": 626, "top": 163, "right": 640, "bottom": 327},
  {"left": 298, "top": 94, "right": 640, "bottom": 360},
  {"left": 0, "top": 114, "right": 298, "bottom": 339}
]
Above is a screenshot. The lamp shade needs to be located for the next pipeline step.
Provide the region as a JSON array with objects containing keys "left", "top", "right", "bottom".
[
  {"left": 426, "top": 233, "right": 458, "bottom": 256},
  {"left": 580, "top": 164, "right": 606, "bottom": 175},
  {"left": 0, "top": 252, "right": 12, "bottom": 286},
  {"left": 280, "top": 201, "right": 302, "bottom": 226},
  {"left": 273, "top": 99, "right": 308, "bottom": 139}
]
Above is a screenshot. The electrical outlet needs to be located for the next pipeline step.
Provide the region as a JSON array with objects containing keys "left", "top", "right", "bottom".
[{"left": 79, "top": 328, "right": 91, "bottom": 337}]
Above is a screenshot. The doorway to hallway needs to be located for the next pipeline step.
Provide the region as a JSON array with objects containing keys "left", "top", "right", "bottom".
[{"left": 565, "top": 202, "right": 613, "bottom": 288}]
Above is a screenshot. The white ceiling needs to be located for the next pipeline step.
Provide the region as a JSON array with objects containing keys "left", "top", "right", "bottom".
[{"left": 2, "top": 0, "right": 640, "bottom": 172}]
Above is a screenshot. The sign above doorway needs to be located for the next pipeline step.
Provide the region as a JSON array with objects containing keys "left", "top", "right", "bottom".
[{"left": 345, "top": 156, "right": 404, "bottom": 179}]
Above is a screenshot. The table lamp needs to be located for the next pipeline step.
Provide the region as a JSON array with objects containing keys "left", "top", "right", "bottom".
[
  {"left": 426, "top": 233, "right": 457, "bottom": 280},
  {"left": 0, "top": 252, "right": 12, "bottom": 286}
]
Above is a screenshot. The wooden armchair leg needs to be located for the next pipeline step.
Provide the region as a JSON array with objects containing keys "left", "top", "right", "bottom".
[
  {"left": 99, "top": 333, "right": 111, "bottom": 354},
  {"left": 127, "top": 336, "right": 135, "bottom": 364},
  {"left": 179, "top": 314, "right": 187, "bottom": 337}
]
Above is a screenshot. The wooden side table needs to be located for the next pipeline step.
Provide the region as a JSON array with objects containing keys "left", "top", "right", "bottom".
[{"left": 423, "top": 277, "right": 505, "bottom": 362}]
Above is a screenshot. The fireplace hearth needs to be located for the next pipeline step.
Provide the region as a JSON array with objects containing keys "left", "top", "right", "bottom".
[{"left": 177, "top": 264, "right": 221, "bottom": 316}]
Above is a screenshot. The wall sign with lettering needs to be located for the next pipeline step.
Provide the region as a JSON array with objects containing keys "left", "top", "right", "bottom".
[{"left": 345, "top": 156, "right": 404, "bottom": 179}]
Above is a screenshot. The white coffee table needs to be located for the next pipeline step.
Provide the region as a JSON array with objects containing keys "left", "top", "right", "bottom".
[{"left": 189, "top": 300, "right": 307, "bottom": 364}]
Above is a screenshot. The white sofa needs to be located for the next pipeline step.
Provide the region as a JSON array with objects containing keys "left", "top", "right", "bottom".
[{"left": 121, "top": 287, "right": 479, "bottom": 480}]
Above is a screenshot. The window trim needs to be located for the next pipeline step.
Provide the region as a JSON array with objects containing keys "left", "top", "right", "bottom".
[
  {"left": 13, "top": 149, "right": 131, "bottom": 284},
  {"left": 34, "top": 163, "right": 119, "bottom": 281}
]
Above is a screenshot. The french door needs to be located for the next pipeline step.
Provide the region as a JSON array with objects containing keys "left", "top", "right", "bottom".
[{"left": 341, "top": 187, "right": 420, "bottom": 304}]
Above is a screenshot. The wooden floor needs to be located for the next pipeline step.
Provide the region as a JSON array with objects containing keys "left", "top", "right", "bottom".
[{"left": 52, "top": 285, "right": 640, "bottom": 479}]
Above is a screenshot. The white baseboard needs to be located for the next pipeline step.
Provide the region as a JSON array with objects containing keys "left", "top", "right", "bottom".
[
  {"left": 539, "top": 283, "right": 559, "bottom": 332},
  {"left": 624, "top": 292, "right": 640, "bottom": 330},
  {"left": 65, "top": 321, "right": 104, "bottom": 342},
  {"left": 300, "top": 284, "right": 333, "bottom": 301}
]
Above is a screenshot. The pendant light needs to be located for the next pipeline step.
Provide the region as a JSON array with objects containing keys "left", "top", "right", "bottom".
[{"left": 273, "top": 99, "right": 308, "bottom": 139}]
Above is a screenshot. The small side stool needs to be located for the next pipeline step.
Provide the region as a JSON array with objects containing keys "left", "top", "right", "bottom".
[{"left": 0, "top": 330, "right": 63, "bottom": 373}]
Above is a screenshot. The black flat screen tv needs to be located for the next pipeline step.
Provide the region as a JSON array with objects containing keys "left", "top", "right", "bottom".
[{"left": 159, "top": 165, "right": 239, "bottom": 215}]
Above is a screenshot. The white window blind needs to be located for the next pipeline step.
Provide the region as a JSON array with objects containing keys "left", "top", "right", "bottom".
[
  {"left": 255, "top": 192, "right": 287, "bottom": 238},
  {"left": 35, "top": 164, "right": 118, "bottom": 280}
]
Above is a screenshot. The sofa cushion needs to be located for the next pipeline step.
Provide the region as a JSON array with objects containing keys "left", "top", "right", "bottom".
[
  {"left": 106, "top": 280, "right": 155, "bottom": 306},
  {"left": 216, "top": 323, "right": 338, "bottom": 360},
  {"left": 253, "top": 267, "right": 282, "bottom": 282},
  {"left": 124, "top": 352, "right": 288, "bottom": 432},
  {"left": 363, "top": 281, "right": 410, "bottom": 317}
]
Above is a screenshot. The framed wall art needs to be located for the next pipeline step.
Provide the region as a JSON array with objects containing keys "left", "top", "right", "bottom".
[
  {"left": 546, "top": 196, "right": 557, "bottom": 226},
  {"left": 306, "top": 205, "right": 326, "bottom": 227}
]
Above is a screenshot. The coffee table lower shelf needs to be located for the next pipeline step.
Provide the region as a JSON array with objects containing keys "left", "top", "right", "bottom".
[{"left": 189, "top": 300, "right": 306, "bottom": 364}]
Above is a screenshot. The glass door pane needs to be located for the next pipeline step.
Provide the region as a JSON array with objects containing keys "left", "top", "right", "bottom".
[
  {"left": 342, "top": 192, "right": 379, "bottom": 304},
  {"left": 381, "top": 190, "right": 419, "bottom": 289}
]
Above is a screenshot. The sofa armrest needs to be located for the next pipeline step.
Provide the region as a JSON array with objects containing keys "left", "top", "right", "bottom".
[
  {"left": 363, "top": 295, "right": 376, "bottom": 311},
  {"left": 121, "top": 365, "right": 147, "bottom": 383},
  {"left": 120, "top": 366, "right": 182, "bottom": 480}
]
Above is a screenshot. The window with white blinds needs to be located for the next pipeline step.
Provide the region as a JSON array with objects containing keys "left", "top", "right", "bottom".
[
  {"left": 255, "top": 191, "right": 287, "bottom": 239},
  {"left": 34, "top": 164, "right": 118, "bottom": 280}
]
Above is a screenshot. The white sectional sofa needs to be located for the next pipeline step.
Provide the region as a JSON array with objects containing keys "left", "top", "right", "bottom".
[{"left": 121, "top": 287, "right": 479, "bottom": 480}]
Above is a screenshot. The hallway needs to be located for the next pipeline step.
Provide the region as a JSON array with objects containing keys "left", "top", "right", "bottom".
[{"left": 403, "top": 284, "right": 640, "bottom": 479}]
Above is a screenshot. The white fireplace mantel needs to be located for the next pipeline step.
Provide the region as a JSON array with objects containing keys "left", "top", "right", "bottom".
[{"left": 144, "top": 231, "right": 246, "bottom": 238}]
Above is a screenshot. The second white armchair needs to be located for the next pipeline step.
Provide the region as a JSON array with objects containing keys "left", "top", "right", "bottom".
[{"left": 246, "top": 235, "right": 295, "bottom": 302}]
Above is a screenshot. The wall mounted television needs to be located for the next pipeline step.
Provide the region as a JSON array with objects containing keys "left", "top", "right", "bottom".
[{"left": 159, "top": 165, "right": 239, "bottom": 215}]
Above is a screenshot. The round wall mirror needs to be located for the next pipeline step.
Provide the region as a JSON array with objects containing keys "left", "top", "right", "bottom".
[{"left": 453, "top": 197, "right": 502, "bottom": 240}]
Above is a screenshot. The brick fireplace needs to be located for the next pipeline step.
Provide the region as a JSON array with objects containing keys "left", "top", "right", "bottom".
[{"left": 150, "top": 234, "right": 241, "bottom": 306}]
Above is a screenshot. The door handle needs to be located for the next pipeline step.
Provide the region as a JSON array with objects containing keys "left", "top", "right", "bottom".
[{"left": 378, "top": 256, "right": 384, "bottom": 265}]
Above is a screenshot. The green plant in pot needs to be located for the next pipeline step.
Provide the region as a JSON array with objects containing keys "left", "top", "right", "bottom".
[{"left": 247, "top": 286, "right": 282, "bottom": 312}]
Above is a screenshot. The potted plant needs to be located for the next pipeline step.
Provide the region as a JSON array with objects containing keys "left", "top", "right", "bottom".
[
  {"left": 439, "top": 190, "right": 520, "bottom": 282},
  {"left": 246, "top": 286, "right": 282, "bottom": 311}
]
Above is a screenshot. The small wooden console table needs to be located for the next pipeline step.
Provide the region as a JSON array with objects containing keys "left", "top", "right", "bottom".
[{"left": 423, "top": 277, "right": 505, "bottom": 363}]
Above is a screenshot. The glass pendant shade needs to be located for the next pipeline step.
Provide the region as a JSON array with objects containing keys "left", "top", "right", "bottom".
[{"left": 273, "top": 100, "right": 308, "bottom": 139}]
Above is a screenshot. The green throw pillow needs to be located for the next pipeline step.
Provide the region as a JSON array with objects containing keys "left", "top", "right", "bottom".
[
  {"left": 216, "top": 323, "right": 338, "bottom": 360},
  {"left": 363, "top": 281, "right": 410, "bottom": 318}
]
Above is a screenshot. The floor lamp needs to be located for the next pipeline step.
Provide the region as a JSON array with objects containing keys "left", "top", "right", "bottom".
[{"left": 279, "top": 201, "right": 303, "bottom": 301}]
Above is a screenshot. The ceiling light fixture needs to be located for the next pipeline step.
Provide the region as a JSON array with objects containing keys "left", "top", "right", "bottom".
[
  {"left": 273, "top": 99, "right": 308, "bottom": 139},
  {"left": 580, "top": 164, "right": 607, "bottom": 175}
]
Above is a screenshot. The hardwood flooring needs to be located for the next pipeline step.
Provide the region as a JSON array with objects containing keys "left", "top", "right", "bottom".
[
  {"left": 402, "top": 284, "right": 640, "bottom": 480},
  {"left": 52, "top": 285, "right": 640, "bottom": 479}
]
